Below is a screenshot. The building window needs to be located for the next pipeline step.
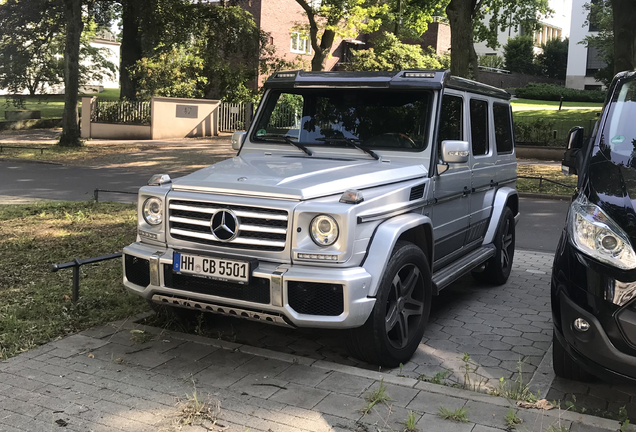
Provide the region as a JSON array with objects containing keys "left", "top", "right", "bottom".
[
  {"left": 534, "top": 24, "right": 562, "bottom": 46},
  {"left": 291, "top": 32, "right": 312, "bottom": 55}
]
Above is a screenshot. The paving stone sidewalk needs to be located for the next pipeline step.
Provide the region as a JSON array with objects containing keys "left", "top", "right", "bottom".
[{"left": 0, "top": 316, "right": 621, "bottom": 432}]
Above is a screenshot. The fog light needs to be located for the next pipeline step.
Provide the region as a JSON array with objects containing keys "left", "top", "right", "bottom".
[{"left": 574, "top": 318, "right": 590, "bottom": 332}]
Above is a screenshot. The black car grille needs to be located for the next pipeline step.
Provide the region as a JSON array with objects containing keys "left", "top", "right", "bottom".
[
  {"left": 288, "top": 281, "right": 344, "bottom": 316},
  {"left": 163, "top": 265, "right": 270, "bottom": 304},
  {"left": 125, "top": 255, "right": 150, "bottom": 287}
]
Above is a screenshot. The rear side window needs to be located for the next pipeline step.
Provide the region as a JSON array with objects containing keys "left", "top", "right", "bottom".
[
  {"left": 438, "top": 95, "right": 463, "bottom": 159},
  {"left": 470, "top": 99, "right": 489, "bottom": 156},
  {"left": 493, "top": 103, "right": 514, "bottom": 154}
]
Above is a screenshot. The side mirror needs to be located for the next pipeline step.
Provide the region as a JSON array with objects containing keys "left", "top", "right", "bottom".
[
  {"left": 562, "top": 127, "right": 585, "bottom": 176},
  {"left": 441, "top": 140, "right": 470, "bottom": 164},
  {"left": 231, "top": 131, "right": 246, "bottom": 151}
]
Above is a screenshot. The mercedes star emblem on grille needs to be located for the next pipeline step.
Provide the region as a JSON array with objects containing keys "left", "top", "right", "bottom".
[{"left": 210, "top": 209, "right": 238, "bottom": 241}]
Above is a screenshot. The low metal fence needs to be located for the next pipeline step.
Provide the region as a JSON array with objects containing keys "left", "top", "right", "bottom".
[
  {"left": 91, "top": 100, "right": 151, "bottom": 125},
  {"left": 51, "top": 253, "right": 122, "bottom": 302},
  {"left": 0, "top": 145, "right": 50, "bottom": 155}
]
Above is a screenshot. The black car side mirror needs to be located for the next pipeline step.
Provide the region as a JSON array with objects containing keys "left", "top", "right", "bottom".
[{"left": 562, "top": 126, "right": 585, "bottom": 176}]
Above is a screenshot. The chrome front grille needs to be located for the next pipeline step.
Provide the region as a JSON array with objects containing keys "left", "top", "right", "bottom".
[{"left": 168, "top": 200, "right": 289, "bottom": 251}]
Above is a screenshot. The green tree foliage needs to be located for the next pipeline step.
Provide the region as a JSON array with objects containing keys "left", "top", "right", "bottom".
[
  {"left": 345, "top": 32, "right": 449, "bottom": 71},
  {"left": 503, "top": 35, "right": 537, "bottom": 74},
  {"left": 583, "top": 0, "right": 614, "bottom": 86},
  {"left": 446, "top": 0, "right": 550, "bottom": 78},
  {"left": 536, "top": 37, "right": 568, "bottom": 79},
  {"left": 131, "top": 5, "right": 286, "bottom": 102},
  {"left": 478, "top": 54, "right": 505, "bottom": 69}
]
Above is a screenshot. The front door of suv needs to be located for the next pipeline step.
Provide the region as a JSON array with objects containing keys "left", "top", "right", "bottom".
[
  {"left": 432, "top": 92, "right": 472, "bottom": 267},
  {"left": 467, "top": 97, "right": 497, "bottom": 246}
]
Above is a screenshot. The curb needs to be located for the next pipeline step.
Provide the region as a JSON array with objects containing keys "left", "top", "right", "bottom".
[
  {"left": 117, "top": 314, "right": 621, "bottom": 431},
  {"left": 0, "top": 157, "right": 63, "bottom": 166},
  {"left": 519, "top": 192, "right": 572, "bottom": 201}
]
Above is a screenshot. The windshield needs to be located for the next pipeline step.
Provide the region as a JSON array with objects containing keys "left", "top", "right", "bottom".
[
  {"left": 252, "top": 89, "right": 433, "bottom": 152},
  {"left": 603, "top": 78, "right": 636, "bottom": 162}
]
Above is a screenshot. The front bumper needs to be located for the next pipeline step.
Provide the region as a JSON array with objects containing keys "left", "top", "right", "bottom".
[
  {"left": 123, "top": 242, "right": 375, "bottom": 329},
  {"left": 552, "top": 231, "right": 636, "bottom": 382}
]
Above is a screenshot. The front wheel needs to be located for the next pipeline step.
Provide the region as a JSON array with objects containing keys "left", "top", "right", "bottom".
[
  {"left": 472, "top": 206, "right": 515, "bottom": 285},
  {"left": 347, "top": 241, "right": 432, "bottom": 367}
]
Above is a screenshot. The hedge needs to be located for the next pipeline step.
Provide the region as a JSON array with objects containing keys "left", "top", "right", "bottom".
[{"left": 515, "top": 83, "right": 606, "bottom": 103}]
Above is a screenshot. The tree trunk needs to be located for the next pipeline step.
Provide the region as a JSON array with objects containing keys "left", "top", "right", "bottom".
[
  {"left": 310, "top": 28, "right": 335, "bottom": 71},
  {"left": 120, "top": 0, "right": 143, "bottom": 100},
  {"left": 446, "top": 0, "right": 477, "bottom": 78},
  {"left": 611, "top": 0, "right": 636, "bottom": 74},
  {"left": 58, "top": 0, "right": 83, "bottom": 147}
]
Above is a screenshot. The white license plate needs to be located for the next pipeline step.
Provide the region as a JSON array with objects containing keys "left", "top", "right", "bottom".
[{"left": 173, "top": 252, "right": 250, "bottom": 284}]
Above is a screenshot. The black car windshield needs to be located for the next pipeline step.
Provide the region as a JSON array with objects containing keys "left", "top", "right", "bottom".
[
  {"left": 252, "top": 89, "right": 432, "bottom": 151},
  {"left": 603, "top": 77, "right": 636, "bottom": 163}
]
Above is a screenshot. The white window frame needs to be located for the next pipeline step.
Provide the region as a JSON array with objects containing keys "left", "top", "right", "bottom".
[{"left": 290, "top": 32, "right": 312, "bottom": 55}]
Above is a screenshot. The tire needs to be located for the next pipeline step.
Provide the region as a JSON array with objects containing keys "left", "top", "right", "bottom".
[
  {"left": 552, "top": 330, "right": 594, "bottom": 381},
  {"left": 472, "top": 206, "right": 515, "bottom": 285},
  {"left": 348, "top": 241, "right": 432, "bottom": 367}
]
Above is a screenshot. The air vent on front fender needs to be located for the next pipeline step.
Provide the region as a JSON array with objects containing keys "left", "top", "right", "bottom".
[{"left": 409, "top": 184, "right": 425, "bottom": 201}]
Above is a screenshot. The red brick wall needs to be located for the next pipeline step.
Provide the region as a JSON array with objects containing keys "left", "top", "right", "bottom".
[{"left": 259, "top": 0, "right": 341, "bottom": 74}]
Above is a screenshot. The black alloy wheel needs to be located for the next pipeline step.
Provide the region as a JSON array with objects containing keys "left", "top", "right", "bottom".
[
  {"left": 347, "top": 240, "right": 432, "bottom": 367},
  {"left": 472, "top": 206, "right": 516, "bottom": 285},
  {"left": 385, "top": 263, "right": 426, "bottom": 349}
]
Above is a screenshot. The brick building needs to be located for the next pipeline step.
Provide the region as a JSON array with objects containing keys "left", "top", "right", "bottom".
[{"left": 241, "top": 0, "right": 352, "bottom": 78}]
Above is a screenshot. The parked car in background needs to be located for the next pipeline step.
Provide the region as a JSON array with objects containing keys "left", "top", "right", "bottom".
[
  {"left": 553, "top": 70, "right": 636, "bottom": 382},
  {"left": 122, "top": 70, "right": 519, "bottom": 366}
]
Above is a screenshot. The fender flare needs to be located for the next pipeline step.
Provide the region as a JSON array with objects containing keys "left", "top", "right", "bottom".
[
  {"left": 361, "top": 213, "right": 433, "bottom": 298},
  {"left": 483, "top": 187, "right": 519, "bottom": 245}
]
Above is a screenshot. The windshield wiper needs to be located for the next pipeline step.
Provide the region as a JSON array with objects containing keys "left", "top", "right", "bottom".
[
  {"left": 315, "top": 137, "right": 380, "bottom": 160},
  {"left": 256, "top": 134, "right": 313, "bottom": 156}
]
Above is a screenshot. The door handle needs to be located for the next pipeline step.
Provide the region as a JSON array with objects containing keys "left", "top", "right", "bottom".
[{"left": 463, "top": 186, "right": 470, "bottom": 197}]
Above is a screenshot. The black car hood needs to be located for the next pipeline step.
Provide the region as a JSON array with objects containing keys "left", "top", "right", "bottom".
[{"left": 587, "top": 150, "right": 636, "bottom": 241}]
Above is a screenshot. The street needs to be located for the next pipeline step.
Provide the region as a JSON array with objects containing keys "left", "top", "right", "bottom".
[{"left": 0, "top": 161, "right": 571, "bottom": 253}]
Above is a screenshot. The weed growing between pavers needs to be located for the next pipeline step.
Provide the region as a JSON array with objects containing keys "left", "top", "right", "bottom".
[
  {"left": 401, "top": 411, "right": 418, "bottom": 432},
  {"left": 0, "top": 201, "right": 145, "bottom": 358},
  {"left": 360, "top": 379, "right": 391, "bottom": 415},
  {"left": 488, "top": 359, "right": 540, "bottom": 403},
  {"left": 174, "top": 384, "right": 221, "bottom": 428},
  {"left": 505, "top": 409, "right": 522, "bottom": 430},
  {"left": 438, "top": 406, "right": 469, "bottom": 423}
]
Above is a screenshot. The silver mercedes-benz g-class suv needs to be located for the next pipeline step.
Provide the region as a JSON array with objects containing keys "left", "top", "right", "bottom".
[{"left": 123, "top": 70, "right": 519, "bottom": 366}]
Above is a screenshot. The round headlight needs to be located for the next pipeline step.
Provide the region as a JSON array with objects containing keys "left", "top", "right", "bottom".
[
  {"left": 310, "top": 215, "right": 339, "bottom": 246},
  {"left": 143, "top": 197, "right": 163, "bottom": 226}
]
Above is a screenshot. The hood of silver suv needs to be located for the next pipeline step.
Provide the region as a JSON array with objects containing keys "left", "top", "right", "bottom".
[{"left": 171, "top": 153, "right": 428, "bottom": 200}]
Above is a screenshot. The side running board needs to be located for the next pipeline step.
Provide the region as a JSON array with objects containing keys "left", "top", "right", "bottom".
[{"left": 432, "top": 245, "right": 496, "bottom": 293}]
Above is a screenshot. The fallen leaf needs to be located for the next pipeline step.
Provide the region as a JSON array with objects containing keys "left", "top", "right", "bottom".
[
  {"left": 516, "top": 399, "right": 554, "bottom": 410},
  {"left": 87, "top": 353, "right": 94, "bottom": 359},
  {"left": 62, "top": 295, "right": 71, "bottom": 302},
  {"left": 55, "top": 418, "right": 68, "bottom": 427}
]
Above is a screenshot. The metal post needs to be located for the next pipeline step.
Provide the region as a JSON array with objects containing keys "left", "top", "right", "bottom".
[
  {"left": 558, "top": 97, "right": 563, "bottom": 111},
  {"left": 72, "top": 259, "right": 80, "bottom": 302},
  {"left": 539, "top": 177, "right": 543, "bottom": 188},
  {"left": 94, "top": 189, "right": 99, "bottom": 202}
]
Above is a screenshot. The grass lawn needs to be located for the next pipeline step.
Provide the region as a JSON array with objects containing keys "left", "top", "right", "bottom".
[
  {"left": 511, "top": 98, "right": 604, "bottom": 109},
  {"left": 517, "top": 164, "right": 576, "bottom": 196},
  {"left": 513, "top": 108, "right": 601, "bottom": 123},
  {"left": 0, "top": 201, "right": 146, "bottom": 359},
  {"left": 1, "top": 88, "right": 120, "bottom": 119}
]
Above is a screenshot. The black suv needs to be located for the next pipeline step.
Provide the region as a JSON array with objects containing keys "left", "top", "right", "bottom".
[{"left": 553, "top": 70, "right": 636, "bottom": 382}]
